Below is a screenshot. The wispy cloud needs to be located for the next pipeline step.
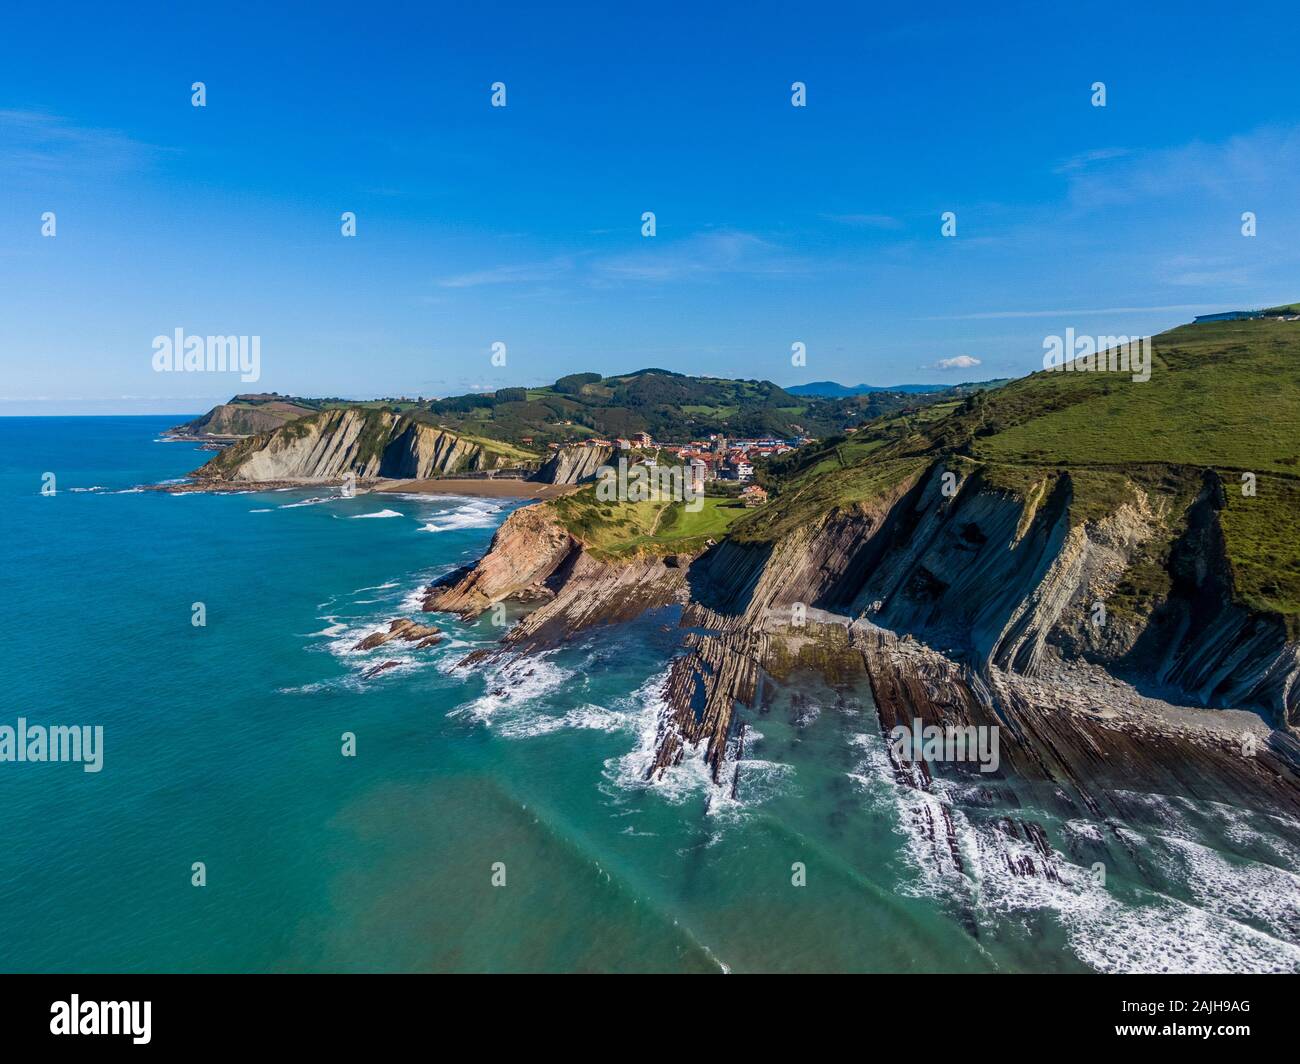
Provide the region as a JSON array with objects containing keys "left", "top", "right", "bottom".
[
  {"left": 0, "top": 109, "right": 159, "bottom": 183},
  {"left": 435, "top": 230, "right": 801, "bottom": 291},
  {"left": 1052, "top": 147, "right": 1131, "bottom": 174},
  {"left": 823, "top": 212, "right": 904, "bottom": 230},
  {"left": 923, "top": 303, "right": 1221, "bottom": 321},
  {"left": 435, "top": 257, "right": 575, "bottom": 288},
  {"left": 592, "top": 230, "right": 799, "bottom": 283},
  {"left": 1060, "top": 124, "right": 1300, "bottom": 209}
]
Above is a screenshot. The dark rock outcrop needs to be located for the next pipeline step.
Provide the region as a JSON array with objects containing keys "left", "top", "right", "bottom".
[{"left": 353, "top": 618, "right": 442, "bottom": 651}]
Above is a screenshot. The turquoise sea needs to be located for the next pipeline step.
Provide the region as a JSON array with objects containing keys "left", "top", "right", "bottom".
[{"left": 2, "top": 416, "right": 1298, "bottom": 973}]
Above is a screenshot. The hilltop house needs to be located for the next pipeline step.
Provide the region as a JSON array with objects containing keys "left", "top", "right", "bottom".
[
  {"left": 741, "top": 484, "right": 768, "bottom": 506},
  {"left": 1193, "top": 310, "right": 1264, "bottom": 324}
]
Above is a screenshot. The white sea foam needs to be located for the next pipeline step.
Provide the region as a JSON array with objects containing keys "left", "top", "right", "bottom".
[
  {"left": 452, "top": 654, "right": 578, "bottom": 729},
  {"left": 277, "top": 496, "right": 335, "bottom": 509},
  {"left": 400, "top": 584, "right": 430, "bottom": 612},
  {"left": 349, "top": 509, "right": 403, "bottom": 519},
  {"left": 309, "top": 618, "right": 350, "bottom": 638},
  {"left": 1063, "top": 896, "right": 1300, "bottom": 974},
  {"left": 600, "top": 675, "right": 790, "bottom": 818},
  {"left": 1064, "top": 819, "right": 1104, "bottom": 843},
  {"left": 418, "top": 499, "right": 504, "bottom": 533},
  {"left": 1153, "top": 833, "right": 1300, "bottom": 942},
  {"left": 846, "top": 731, "right": 1300, "bottom": 973}
]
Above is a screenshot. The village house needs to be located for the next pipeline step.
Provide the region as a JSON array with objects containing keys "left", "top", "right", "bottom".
[
  {"left": 741, "top": 484, "right": 768, "bottom": 506},
  {"left": 729, "top": 456, "right": 754, "bottom": 481},
  {"left": 689, "top": 458, "right": 708, "bottom": 496}
]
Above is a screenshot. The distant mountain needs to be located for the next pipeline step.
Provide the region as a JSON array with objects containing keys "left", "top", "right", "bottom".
[{"left": 788, "top": 379, "right": 1008, "bottom": 397}]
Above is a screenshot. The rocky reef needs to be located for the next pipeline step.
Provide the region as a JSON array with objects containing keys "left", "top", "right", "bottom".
[{"left": 352, "top": 618, "right": 442, "bottom": 651}]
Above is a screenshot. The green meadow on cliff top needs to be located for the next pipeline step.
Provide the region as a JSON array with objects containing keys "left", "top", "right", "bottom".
[
  {"left": 729, "top": 315, "right": 1300, "bottom": 626},
  {"left": 551, "top": 489, "right": 745, "bottom": 560}
]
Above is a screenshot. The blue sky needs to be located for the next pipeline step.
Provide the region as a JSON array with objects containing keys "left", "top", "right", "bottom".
[{"left": 3, "top": 0, "right": 1300, "bottom": 414}]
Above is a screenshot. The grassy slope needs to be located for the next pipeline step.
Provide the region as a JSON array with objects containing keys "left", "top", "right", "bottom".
[
  {"left": 731, "top": 316, "right": 1300, "bottom": 626},
  {"left": 973, "top": 319, "right": 1300, "bottom": 474},
  {"left": 550, "top": 488, "right": 746, "bottom": 560}
]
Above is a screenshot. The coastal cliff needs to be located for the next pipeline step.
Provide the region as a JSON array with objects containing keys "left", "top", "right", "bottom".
[
  {"left": 412, "top": 315, "right": 1300, "bottom": 800},
  {"left": 193, "top": 407, "right": 537, "bottom": 483},
  {"left": 531, "top": 444, "right": 615, "bottom": 484},
  {"left": 420, "top": 455, "right": 1300, "bottom": 797},
  {"left": 168, "top": 395, "right": 316, "bottom": 439}
]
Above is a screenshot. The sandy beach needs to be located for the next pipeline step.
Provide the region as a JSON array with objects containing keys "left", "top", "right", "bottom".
[{"left": 376, "top": 478, "right": 580, "bottom": 499}]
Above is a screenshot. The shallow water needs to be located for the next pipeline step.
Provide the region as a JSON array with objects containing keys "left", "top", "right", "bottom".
[{"left": 1, "top": 416, "right": 1296, "bottom": 972}]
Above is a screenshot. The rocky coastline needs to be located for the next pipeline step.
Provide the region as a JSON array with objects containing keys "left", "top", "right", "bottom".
[{"left": 411, "top": 464, "right": 1300, "bottom": 817}]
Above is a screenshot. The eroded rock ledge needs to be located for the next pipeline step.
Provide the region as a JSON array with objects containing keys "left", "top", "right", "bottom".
[{"left": 418, "top": 466, "right": 1300, "bottom": 815}]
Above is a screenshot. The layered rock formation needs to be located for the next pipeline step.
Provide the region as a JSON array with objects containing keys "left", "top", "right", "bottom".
[
  {"left": 168, "top": 396, "right": 315, "bottom": 439},
  {"left": 352, "top": 618, "right": 442, "bottom": 651},
  {"left": 531, "top": 444, "right": 615, "bottom": 484},
  {"left": 422, "top": 455, "right": 1300, "bottom": 799},
  {"left": 423, "top": 504, "right": 578, "bottom": 617},
  {"left": 194, "top": 408, "right": 532, "bottom": 483}
]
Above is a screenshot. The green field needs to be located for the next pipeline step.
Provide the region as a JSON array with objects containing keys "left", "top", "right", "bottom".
[{"left": 551, "top": 489, "right": 746, "bottom": 559}]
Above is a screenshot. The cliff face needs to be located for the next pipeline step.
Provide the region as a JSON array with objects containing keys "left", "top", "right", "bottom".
[
  {"left": 194, "top": 408, "right": 527, "bottom": 482},
  {"left": 170, "top": 399, "right": 315, "bottom": 438},
  {"left": 422, "top": 459, "right": 1300, "bottom": 795},
  {"left": 532, "top": 445, "right": 615, "bottom": 484},
  {"left": 423, "top": 505, "right": 577, "bottom": 617}
]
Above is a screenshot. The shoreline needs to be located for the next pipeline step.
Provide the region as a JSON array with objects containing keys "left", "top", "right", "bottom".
[
  {"left": 149, "top": 476, "right": 580, "bottom": 499},
  {"left": 376, "top": 478, "right": 579, "bottom": 500}
]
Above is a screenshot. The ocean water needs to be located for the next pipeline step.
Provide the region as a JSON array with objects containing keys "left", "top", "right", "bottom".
[{"left": 2, "top": 416, "right": 1299, "bottom": 973}]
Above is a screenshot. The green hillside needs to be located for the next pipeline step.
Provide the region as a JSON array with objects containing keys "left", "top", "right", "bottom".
[
  {"left": 736, "top": 315, "right": 1300, "bottom": 627},
  {"left": 551, "top": 488, "right": 747, "bottom": 560},
  {"left": 181, "top": 372, "right": 999, "bottom": 451},
  {"left": 416, "top": 369, "right": 996, "bottom": 446}
]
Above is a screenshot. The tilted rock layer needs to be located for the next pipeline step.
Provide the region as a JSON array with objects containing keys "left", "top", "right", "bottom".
[
  {"left": 423, "top": 458, "right": 1300, "bottom": 796},
  {"left": 195, "top": 407, "right": 526, "bottom": 482}
]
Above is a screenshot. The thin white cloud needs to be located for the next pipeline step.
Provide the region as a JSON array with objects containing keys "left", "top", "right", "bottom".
[
  {"left": 923, "top": 303, "right": 1221, "bottom": 321},
  {"left": 436, "top": 231, "right": 801, "bottom": 290},
  {"left": 592, "top": 230, "right": 799, "bottom": 283},
  {"left": 823, "top": 213, "right": 904, "bottom": 230},
  {"left": 932, "top": 355, "right": 981, "bottom": 369},
  {"left": 1052, "top": 147, "right": 1131, "bottom": 174},
  {"left": 1061, "top": 124, "right": 1300, "bottom": 209},
  {"left": 0, "top": 109, "right": 159, "bottom": 183},
  {"left": 435, "top": 257, "right": 575, "bottom": 288}
]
